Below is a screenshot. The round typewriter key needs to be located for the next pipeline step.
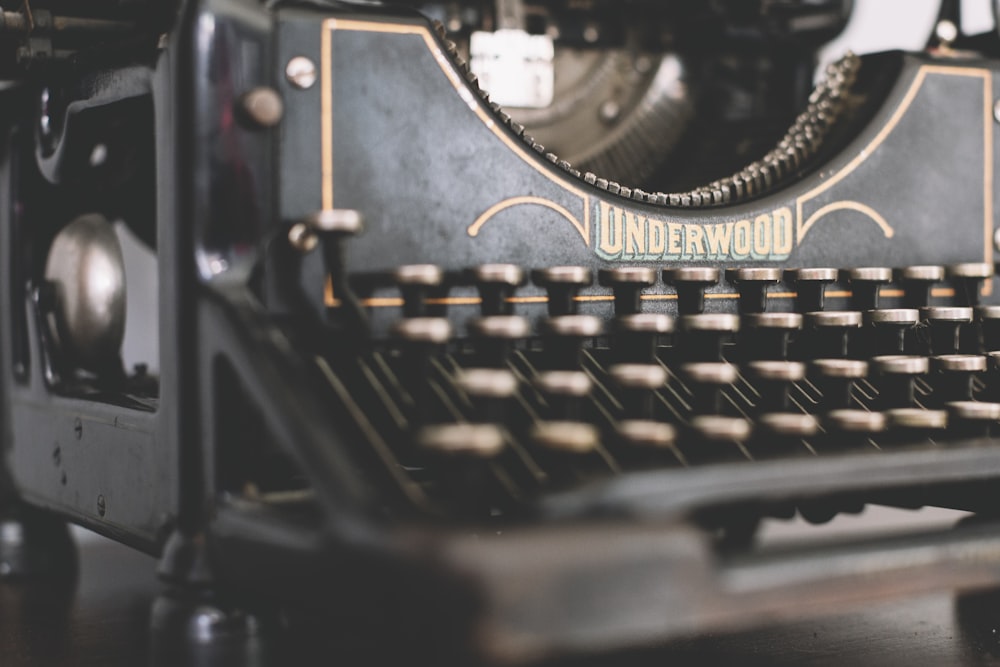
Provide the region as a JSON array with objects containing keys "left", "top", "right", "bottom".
[
  {"left": 785, "top": 268, "right": 838, "bottom": 313},
  {"left": 804, "top": 311, "right": 862, "bottom": 359},
  {"left": 741, "top": 312, "right": 802, "bottom": 361},
  {"left": 470, "top": 264, "right": 525, "bottom": 316},
  {"left": 946, "top": 401, "right": 1000, "bottom": 437},
  {"left": 394, "top": 264, "right": 446, "bottom": 317},
  {"left": 416, "top": 423, "right": 506, "bottom": 458},
  {"left": 885, "top": 407, "right": 948, "bottom": 434},
  {"left": 947, "top": 262, "right": 994, "bottom": 306},
  {"left": 746, "top": 360, "right": 806, "bottom": 412},
  {"left": 680, "top": 362, "right": 738, "bottom": 414},
  {"left": 535, "top": 370, "right": 592, "bottom": 421},
  {"left": 688, "top": 416, "right": 752, "bottom": 463},
  {"left": 679, "top": 313, "right": 740, "bottom": 362},
  {"left": 598, "top": 267, "right": 657, "bottom": 315},
  {"left": 468, "top": 315, "right": 530, "bottom": 367},
  {"left": 977, "top": 305, "right": 1000, "bottom": 352},
  {"left": 865, "top": 309, "right": 919, "bottom": 356},
  {"left": 469, "top": 315, "right": 531, "bottom": 339},
  {"left": 616, "top": 420, "right": 680, "bottom": 468},
  {"left": 757, "top": 412, "right": 819, "bottom": 437},
  {"left": 811, "top": 358, "right": 868, "bottom": 410},
  {"left": 826, "top": 409, "right": 886, "bottom": 434},
  {"left": 897, "top": 266, "right": 944, "bottom": 309},
  {"left": 609, "top": 363, "right": 668, "bottom": 419},
  {"left": 535, "top": 370, "right": 592, "bottom": 397},
  {"left": 532, "top": 266, "right": 592, "bottom": 316},
  {"left": 542, "top": 315, "right": 603, "bottom": 369},
  {"left": 986, "top": 351, "right": 1000, "bottom": 401},
  {"left": 663, "top": 267, "right": 719, "bottom": 315},
  {"left": 391, "top": 316, "right": 452, "bottom": 344},
  {"left": 613, "top": 312, "right": 673, "bottom": 363},
  {"left": 607, "top": 363, "right": 668, "bottom": 390},
  {"left": 390, "top": 317, "right": 452, "bottom": 420},
  {"left": 754, "top": 413, "right": 818, "bottom": 457},
  {"left": 417, "top": 422, "right": 507, "bottom": 517},
  {"left": 871, "top": 355, "right": 928, "bottom": 409},
  {"left": 617, "top": 420, "right": 677, "bottom": 449},
  {"left": 456, "top": 368, "right": 519, "bottom": 399},
  {"left": 726, "top": 267, "right": 782, "bottom": 314},
  {"left": 531, "top": 421, "right": 598, "bottom": 458},
  {"left": 921, "top": 306, "right": 973, "bottom": 355},
  {"left": 303, "top": 208, "right": 364, "bottom": 235},
  {"left": 456, "top": 368, "right": 519, "bottom": 422},
  {"left": 929, "top": 354, "right": 986, "bottom": 405},
  {"left": 531, "top": 420, "right": 603, "bottom": 486},
  {"left": 844, "top": 267, "right": 892, "bottom": 311}
]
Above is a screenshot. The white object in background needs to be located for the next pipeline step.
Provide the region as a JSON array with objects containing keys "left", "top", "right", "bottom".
[{"left": 470, "top": 29, "right": 554, "bottom": 108}]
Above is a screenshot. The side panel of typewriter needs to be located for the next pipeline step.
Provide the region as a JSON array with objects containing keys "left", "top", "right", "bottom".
[{"left": 0, "top": 43, "right": 165, "bottom": 579}]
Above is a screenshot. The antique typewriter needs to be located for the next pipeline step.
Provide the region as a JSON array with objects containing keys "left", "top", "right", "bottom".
[{"left": 5, "top": 0, "right": 1000, "bottom": 663}]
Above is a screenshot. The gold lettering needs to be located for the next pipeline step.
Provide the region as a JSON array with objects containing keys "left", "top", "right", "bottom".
[
  {"left": 772, "top": 207, "right": 793, "bottom": 256},
  {"left": 703, "top": 223, "right": 733, "bottom": 258},
  {"left": 685, "top": 224, "right": 705, "bottom": 258},
  {"left": 625, "top": 212, "right": 645, "bottom": 257},
  {"left": 648, "top": 219, "right": 665, "bottom": 255},
  {"left": 753, "top": 214, "right": 771, "bottom": 257},
  {"left": 667, "top": 222, "right": 683, "bottom": 257},
  {"left": 733, "top": 219, "right": 751, "bottom": 258},
  {"left": 598, "top": 202, "right": 623, "bottom": 257}
]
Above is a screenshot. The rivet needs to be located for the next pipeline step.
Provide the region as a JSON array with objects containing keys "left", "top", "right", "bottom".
[
  {"left": 288, "top": 222, "right": 318, "bottom": 252},
  {"left": 241, "top": 87, "right": 284, "bottom": 128},
  {"left": 285, "top": 56, "right": 317, "bottom": 90}
]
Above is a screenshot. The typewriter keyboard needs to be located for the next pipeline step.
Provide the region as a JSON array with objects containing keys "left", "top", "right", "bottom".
[{"left": 325, "top": 260, "right": 1000, "bottom": 520}]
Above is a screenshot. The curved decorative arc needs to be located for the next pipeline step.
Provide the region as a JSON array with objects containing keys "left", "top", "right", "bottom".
[
  {"left": 468, "top": 196, "right": 589, "bottom": 245},
  {"left": 798, "top": 200, "right": 894, "bottom": 243}
]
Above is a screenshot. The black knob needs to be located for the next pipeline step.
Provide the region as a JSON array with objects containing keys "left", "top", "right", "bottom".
[
  {"left": 469, "top": 264, "right": 525, "bottom": 316},
  {"left": 785, "top": 267, "right": 838, "bottom": 313},
  {"left": 532, "top": 266, "right": 592, "bottom": 316},
  {"left": 599, "top": 267, "right": 657, "bottom": 315},
  {"left": 947, "top": 263, "right": 994, "bottom": 307},
  {"left": 864, "top": 308, "right": 919, "bottom": 356},
  {"left": 897, "top": 265, "right": 943, "bottom": 309},
  {"left": 844, "top": 267, "right": 892, "bottom": 311},
  {"left": 726, "top": 267, "right": 782, "bottom": 313},
  {"left": 664, "top": 267, "right": 719, "bottom": 315},
  {"left": 393, "top": 264, "right": 445, "bottom": 318}
]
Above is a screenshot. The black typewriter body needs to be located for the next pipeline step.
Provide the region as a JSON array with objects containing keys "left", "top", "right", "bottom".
[{"left": 5, "top": 0, "right": 1000, "bottom": 663}]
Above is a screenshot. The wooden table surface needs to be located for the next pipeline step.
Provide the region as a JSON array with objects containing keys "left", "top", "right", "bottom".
[{"left": 4, "top": 524, "right": 1000, "bottom": 666}]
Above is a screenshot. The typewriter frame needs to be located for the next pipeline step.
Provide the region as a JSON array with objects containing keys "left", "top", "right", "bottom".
[{"left": 3, "top": 0, "right": 1000, "bottom": 662}]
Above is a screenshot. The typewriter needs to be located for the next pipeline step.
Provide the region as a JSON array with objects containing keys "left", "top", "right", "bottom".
[{"left": 4, "top": 0, "right": 1000, "bottom": 663}]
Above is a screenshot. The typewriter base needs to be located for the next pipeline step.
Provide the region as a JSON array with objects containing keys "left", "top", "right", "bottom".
[{"left": 4, "top": 526, "right": 1000, "bottom": 666}]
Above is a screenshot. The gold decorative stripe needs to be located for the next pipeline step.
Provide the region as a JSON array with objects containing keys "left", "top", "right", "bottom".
[{"left": 325, "top": 286, "right": 967, "bottom": 308}]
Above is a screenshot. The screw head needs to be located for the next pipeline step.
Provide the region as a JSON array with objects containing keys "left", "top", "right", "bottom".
[
  {"left": 288, "top": 222, "right": 318, "bottom": 252},
  {"left": 97, "top": 494, "right": 106, "bottom": 517},
  {"left": 285, "top": 56, "right": 317, "bottom": 90},
  {"left": 935, "top": 19, "right": 958, "bottom": 45},
  {"left": 240, "top": 87, "right": 284, "bottom": 128}
]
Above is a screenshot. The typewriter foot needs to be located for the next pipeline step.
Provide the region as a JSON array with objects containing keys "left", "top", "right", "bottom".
[
  {"left": 151, "top": 530, "right": 273, "bottom": 663},
  {"left": 150, "top": 588, "right": 270, "bottom": 665},
  {"left": 0, "top": 504, "right": 77, "bottom": 580}
]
